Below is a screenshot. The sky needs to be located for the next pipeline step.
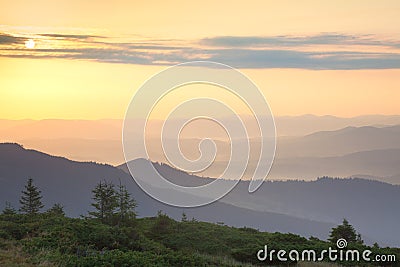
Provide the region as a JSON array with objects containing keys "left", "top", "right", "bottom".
[{"left": 1, "top": 0, "right": 400, "bottom": 119}]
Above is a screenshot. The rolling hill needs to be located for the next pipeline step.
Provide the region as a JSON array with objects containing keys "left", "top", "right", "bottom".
[
  {"left": 1, "top": 143, "right": 399, "bottom": 246},
  {"left": 119, "top": 158, "right": 400, "bottom": 246},
  {"left": 0, "top": 143, "right": 333, "bottom": 241}
]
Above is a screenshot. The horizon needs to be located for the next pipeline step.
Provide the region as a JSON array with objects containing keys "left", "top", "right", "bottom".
[{"left": 2, "top": 113, "right": 400, "bottom": 120}]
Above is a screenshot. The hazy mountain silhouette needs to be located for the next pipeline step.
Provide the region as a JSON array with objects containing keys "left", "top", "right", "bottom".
[
  {"left": 119, "top": 158, "right": 400, "bottom": 246},
  {"left": 158, "top": 125, "right": 400, "bottom": 181},
  {"left": 243, "top": 148, "right": 400, "bottom": 182},
  {"left": 2, "top": 117, "right": 400, "bottom": 168},
  {"left": 225, "top": 177, "right": 400, "bottom": 247},
  {"left": 1, "top": 143, "right": 399, "bottom": 245},
  {"left": 275, "top": 114, "right": 400, "bottom": 136},
  {"left": 0, "top": 143, "right": 334, "bottom": 241},
  {"left": 3, "top": 115, "right": 400, "bottom": 140},
  {"left": 277, "top": 124, "right": 400, "bottom": 158},
  {"left": 0, "top": 119, "right": 122, "bottom": 140}
]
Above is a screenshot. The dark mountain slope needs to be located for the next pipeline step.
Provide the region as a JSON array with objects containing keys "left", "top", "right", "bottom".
[
  {"left": 120, "top": 160, "right": 400, "bottom": 246},
  {"left": 0, "top": 143, "right": 333, "bottom": 240}
]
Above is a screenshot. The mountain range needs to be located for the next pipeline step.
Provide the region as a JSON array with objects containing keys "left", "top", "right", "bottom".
[
  {"left": 2, "top": 115, "right": 400, "bottom": 166},
  {"left": 0, "top": 143, "right": 333, "bottom": 241},
  {"left": 1, "top": 143, "right": 399, "bottom": 246}
]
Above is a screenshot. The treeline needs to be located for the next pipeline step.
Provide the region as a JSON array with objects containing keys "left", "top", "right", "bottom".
[{"left": 3, "top": 178, "right": 137, "bottom": 226}]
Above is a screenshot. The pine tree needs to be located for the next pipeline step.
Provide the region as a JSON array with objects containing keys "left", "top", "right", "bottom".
[
  {"left": 89, "top": 180, "right": 118, "bottom": 224},
  {"left": 328, "top": 218, "right": 363, "bottom": 244},
  {"left": 181, "top": 211, "right": 187, "bottom": 222},
  {"left": 47, "top": 203, "right": 65, "bottom": 216},
  {"left": 116, "top": 181, "right": 137, "bottom": 224},
  {"left": 2, "top": 202, "right": 17, "bottom": 215},
  {"left": 19, "top": 178, "right": 44, "bottom": 214}
]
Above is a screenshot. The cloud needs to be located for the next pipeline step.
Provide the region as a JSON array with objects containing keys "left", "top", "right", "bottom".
[
  {"left": 205, "top": 49, "right": 400, "bottom": 69},
  {"left": 0, "top": 33, "right": 27, "bottom": 45},
  {"left": 201, "top": 34, "right": 390, "bottom": 48},
  {"left": 1, "top": 32, "right": 400, "bottom": 69},
  {"left": 39, "top": 33, "right": 100, "bottom": 39}
]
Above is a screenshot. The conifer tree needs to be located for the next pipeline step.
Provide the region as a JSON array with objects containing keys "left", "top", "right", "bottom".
[
  {"left": 116, "top": 181, "right": 137, "bottom": 224},
  {"left": 328, "top": 218, "right": 363, "bottom": 244},
  {"left": 19, "top": 178, "right": 44, "bottom": 214},
  {"left": 89, "top": 180, "right": 117, "bottom": 224},
  {"left": 47, "top": 203, "right": 65, "bottom": 216},
  {"left": 2, "top": 201, "right": 17, "bottom": 215}
]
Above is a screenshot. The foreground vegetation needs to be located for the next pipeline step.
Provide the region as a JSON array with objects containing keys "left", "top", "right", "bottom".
[
  {"left": 0, "top": 178, "right": 398, "bottom": 266},
  {"left": 0, "top": 213, "right": 399, "bottom": 266}
]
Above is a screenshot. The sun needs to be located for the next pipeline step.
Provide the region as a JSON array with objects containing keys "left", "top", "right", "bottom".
[{"left": 25, "top": 39, "right": 35, "bottom": 49}]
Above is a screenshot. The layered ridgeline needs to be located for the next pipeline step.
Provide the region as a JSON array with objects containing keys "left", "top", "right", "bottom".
[
  {"left": 0, "top": 143, "right": 333, "bottom": 241},
  {"left": 1, "top": 143, "right": 400, "bottom": 246},
  {"left": 1, "top": 118, "right": 400, "bottom": 183}
]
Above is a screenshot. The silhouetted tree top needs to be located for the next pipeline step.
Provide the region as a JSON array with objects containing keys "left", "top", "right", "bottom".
[
  {"left": 89, "top": 180, "right": 117, "bottom": 224},
  {"left": 2, "top": 201, "right": 16, "bottom": 215},
  {"left": 19, "top": 178, "right": 44, "bottom": 215},
  {"left": 47, "top": 203, "right": 65, "bottom": 216},
  {"left": 328, "top": 218, "right": 363, "bottom": 244},
  {"left": 89, "top": 180, "right": 137, "bottom": 226},
  {"left": 116, "top": 181, "right": 137, "bottom": 224}
]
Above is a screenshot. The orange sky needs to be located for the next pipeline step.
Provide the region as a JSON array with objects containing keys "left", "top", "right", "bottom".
[{"left": 1, "top": 0, "right": 400, "bottom": 119}]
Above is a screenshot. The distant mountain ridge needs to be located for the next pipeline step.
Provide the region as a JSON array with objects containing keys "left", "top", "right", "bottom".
[
  {"left": 277, "top": 124, "right": 400, "bottom": 158},
  {"left": 119, "top": 158, "right": 400, "bottom": 247},
  {"left": 2, "top": 114, "right": 400, "bottom": 140},
  {"left": 1, "top": 116, "right": 400, "bottom": 169},
  {"left": 0, "top": 143, "right": 334, "bottom": 242},
  {"left": 162, "top": 125, "right": 400, "bottom": 181},
  {"left": 267, "top": 148, "right": 400, "bottom": 182},
  {"left": 1, "top": 143, "right": 399, "bottom": 246}
]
